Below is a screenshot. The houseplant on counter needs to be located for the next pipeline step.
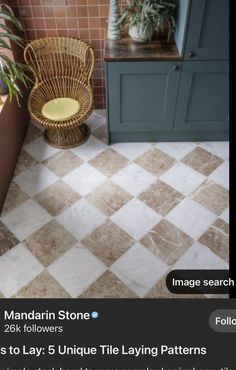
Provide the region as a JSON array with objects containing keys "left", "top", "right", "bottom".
[
  {"left": 119, "top": 0, "right": 176, "bottom": 42},
  {"left": 0, "top": 4, "right": 29, "bottom": 104}
]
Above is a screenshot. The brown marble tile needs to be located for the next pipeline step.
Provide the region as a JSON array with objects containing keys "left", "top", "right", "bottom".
[
  {"left": 14, "top": 271, "right": 70, "bottom": 298},
  {"left": 79, "top": 271, "right": 137, "bottom": 298},
  {"left": 139, "top": 180, "right": 184, "bottom": 216},
  {"left": 86, "top": 180, "right": 132, "bottom": 216},
  {"left": 24, "top": 124, "right": 42, "bottom": 144},
  {"left": 24, "top": 220, "right": 77, "bottom": 267},
  {"left": 0, "top": 221, "right": 19, "bottom": 256},
  {"left": 135, "top": 148, "right": 176, "bottom": 176},
  {"left": 82, "top": 220, "right": 135, "bottom": 266},
  {"left": 89, "top": 148, "right": 128, "bottom": 177},
  {"left": 141, "top": 219, "right": 193, "bottom": 266},
  {"left": 44, "top": 150, "right": 83, "bottom": 178},
  {"left": 93, "top": 125, "right": 107, "bottom": 143},
  {"left": 192, "top": 180, "right": 229, "bottom": 215},
  {"left": 182, "top": 147, "right": 223, "bottom": 176},
  {"left": 145, "top": 273, "right": 205, "bottom": 299},
  {"left": 35, "top": 181, "right": 80, "bottom": 216},
  {"left": 1, "top": 182, "right": 29, "bottom": 216},
  {"left": 14, "top": 150, "right": 37, "bottom": 177},
  {"left": 199, "top": 219, "right": 229, "bottom": 262}
]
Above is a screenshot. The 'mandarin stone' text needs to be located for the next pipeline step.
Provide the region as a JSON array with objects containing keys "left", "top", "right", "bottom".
[{"left": 4, "top": 310, "right": 90, "bottom": 321}]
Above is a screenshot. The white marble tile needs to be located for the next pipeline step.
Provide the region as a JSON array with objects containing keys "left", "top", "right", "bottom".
[
  {"left": 111, "top": 198, "right": 162, "bottom": 240},
  {"left": 0, "top": 244, "right": 44, "bottom": 298},
  {"left": 166, "top": 199, "right": 216, "bottom": 240},
  {"left": 86, "top": 110, "right": 106, "bottom": 132},
  {"left": 110, "top": 243, "right": 168, "bottom": 297},
  {"left": 173, "top": 242, "right": 229, "bottom": 270},
  {"left": 209, "top": 161, "right": 229, "bottom": 189},
  {"left": 14, "top": 164, "right": 58, "bottom": 197},
  {"left": 199, "top": 142, "right": 229, "bottom": 160},
  {"left": 24, "top": 136, "right": 58, "bottom": 161},
  {"left": 56, "top": 199, "right": 106, "bottom": 241},
  {"left": 71, "top": 136, "right": 107, "bottom": 161},
  {"left": 62, "top": 163, "right": 107, "bottom": 196},
  {"left": 1, "top": 199, "right": 52, "bottom": 241},
  {"left": 48, "top": 244, "right": 106, "bottom": 297},
  {"left": 160, "top": 162, "right": 205, "bottom": 196},
  {"left": 111, "top": 163, "right": 156, "bottom": 196},
  {"left": 111, "top": 142, "right": 151, "bottom": 160},
  {"left": 220, "top": 207, "right": 229, "bottom": 223},
  {"left": 155, "top": 142, "right": 197, "bottom": 160}
]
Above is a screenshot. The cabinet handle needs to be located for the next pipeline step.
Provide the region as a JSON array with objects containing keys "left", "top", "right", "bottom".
[
  {"left": 173, "top": 65, "right": 180, "bottom": 71},
  {"left": 188, "top": 51, "right": 196, "bottom": 58}
]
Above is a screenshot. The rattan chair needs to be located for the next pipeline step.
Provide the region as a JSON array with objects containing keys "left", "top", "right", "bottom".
[{"left": 24, "top": 37, "right": 95, "bottom": 148}]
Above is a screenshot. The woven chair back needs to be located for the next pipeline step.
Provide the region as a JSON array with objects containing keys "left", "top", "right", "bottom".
[{"left": 24, "top": 37, "right": 94, "bottom": 86}]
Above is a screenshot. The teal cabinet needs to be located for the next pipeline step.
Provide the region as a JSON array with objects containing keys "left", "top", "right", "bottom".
[
  {"left": 107, "top": 62, "right": 181, "bottom": 133},
  {"left": 173, "top": 61, "right": 229, "bottom": 132},
  {"left": 104, "top": 0, "right": 229, "bottom": 143},
  {"left": 184, "top": 0, "right": 229, "bottom": 60}
]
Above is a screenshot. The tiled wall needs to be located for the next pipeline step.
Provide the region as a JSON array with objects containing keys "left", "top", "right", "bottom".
[{"left": 9, "top": 0, "right": 126, "bottom": 108}]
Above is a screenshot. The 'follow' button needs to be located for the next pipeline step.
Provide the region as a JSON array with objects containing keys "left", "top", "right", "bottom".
[{"left": 209, "top": 310, "right": 236, "bottom": 333}]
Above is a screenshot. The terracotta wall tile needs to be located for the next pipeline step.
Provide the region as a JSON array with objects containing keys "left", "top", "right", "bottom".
[{"left": 9, "top": 0, "right": 126, "bottom": 108}]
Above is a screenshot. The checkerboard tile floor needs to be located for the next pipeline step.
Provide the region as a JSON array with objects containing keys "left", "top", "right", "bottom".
[{"left": 0, "top": 110, "right": 229, "bottom": 298}]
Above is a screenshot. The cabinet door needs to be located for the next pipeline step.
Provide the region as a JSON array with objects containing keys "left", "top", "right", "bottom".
[
  {"left": 173, "top": 61, "right": 229, "bottom": 132},
  {"left": 107, "top": 61, "right": 181, "bottom": 132},
  {"left": 184, "top": 0, "right": 229, "bottom": 60}
]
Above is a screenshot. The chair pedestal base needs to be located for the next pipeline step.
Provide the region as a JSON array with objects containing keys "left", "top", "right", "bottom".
[{"left": 44, "top": 123, "right": 90, "bottom": 149}]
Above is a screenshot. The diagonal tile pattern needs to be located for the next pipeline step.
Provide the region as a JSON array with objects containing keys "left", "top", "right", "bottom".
[
  {"left": 1, "top": 199, "right": 52, "bottom": 241},
  {"left": 181, "top": 147, "right": 223, "bottom": 176},
  {"left": 0, "top": 244, "right": 44, "bottom": 298},
  {"left": 0, "top": 221, "right": 19, "bottom": 256},
  {"left": 48, "top": 245, "right": 106, "bottom": 298},
  {"left": 13, "top": 271, "right": 70, "bottom": 299},
  {"left": 0, "top": 110, "right": 229, "bottom": 298},
  {"left": 139, "top": 180, "right": 184, "bottom": 216},
  {"left": 56, "top": 199, "right": 106, "bottom": 241},
  {"left": 79, "top": 271, "right": 138, "bottom": 298},
  {"left": 110, "top": 243, "right": 169, "bottom": 297},
  {"left": 89, "top": 148, "right": 128, "bottom": 177},
  {"left": 166, "top": 199, "right": 216, "bottom": 240},
  {"left": 24, "top": 220, "right": 77, "bottom": 267},
  {"left": 111, "top": 163, "right": 156, "bottom": 196},
  {"left": 191, "top": 180, "right": 229, "bottom": 215},
  {"left": 82, "top": 220, "right": 134, "bottom": 266},
  {"left": 35, "top": 181, "right": 80, "bottom": 216},
  {"left": 13, "top": 150, "right": 37, "bottom": 176},
  {"left": 43, "top": 150, "right": 83, "bottom": 178},
  {"left": 198, "top": 219, "right": 229, "bottom": 262},
  {"left": 86, "top": 180, "right": 132, "bottom": 216},
  {"left": 141, "top": 219, "right": 193, "bottom": 266},
  {"left": 111, "top": 198, "right": 162, "bottom": 240},
  {"left": 14, "top": 164, "right": 58, "bottom": 197},
  {"left": 1, "top": 182, "right": 29, "bottom": 216},
  {"left": 135, "top": 147, "right": 176, "bottom": 176},
  {"left": 62, "top": 163, "right": 107, "bottom": 196}
]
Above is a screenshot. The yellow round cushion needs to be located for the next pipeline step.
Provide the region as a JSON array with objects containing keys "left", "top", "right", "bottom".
[{"left": 42, "top": 97, "right": 80, "bottom": 121}]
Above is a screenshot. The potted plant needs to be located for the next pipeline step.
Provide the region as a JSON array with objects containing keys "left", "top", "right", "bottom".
[
  {"left": 119, "top": 0, "right": 176, "bottom": 42},
  {"left": 0, "top": 4, "right": 29, "bottom": 104}
]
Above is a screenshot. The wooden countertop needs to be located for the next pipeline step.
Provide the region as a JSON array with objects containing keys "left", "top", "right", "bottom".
[{"left": 104, "top": 33, "right": 181, "bottom": 61}]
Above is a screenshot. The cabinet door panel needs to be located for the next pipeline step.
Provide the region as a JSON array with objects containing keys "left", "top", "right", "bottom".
[
  {"left": 185, "top": 0, "right": 229, "bottom": 60},
  {"left": 174, "top": 61, "right": 229, "bottom": 132},
  {"left": 107, "top": 62, "right": 181, "bottom": 132}
]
